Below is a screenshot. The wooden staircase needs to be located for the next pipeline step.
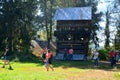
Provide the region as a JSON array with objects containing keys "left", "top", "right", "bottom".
[{"left": 31, "top": 40, "right": 43, "bottom": 57}]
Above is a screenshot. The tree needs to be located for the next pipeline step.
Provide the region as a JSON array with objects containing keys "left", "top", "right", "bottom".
[
  {"left": 0, "top": 0, "right": 38, "bottom": 53},
  {"left": 104, "top": 10, "right": 110, "bottom": 48},
  {"left": 114, "top": 0, "right": 120, "bottom": 50},
  {"left": 103, "top": 0, "right": 120, "bottom": 48},
  {"left": 91, "top": 0, "right": 102, "bottom": 49}
]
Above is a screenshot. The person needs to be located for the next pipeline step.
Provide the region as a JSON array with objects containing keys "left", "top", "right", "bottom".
[
  {"left": 68, "top": 48, "right": 74, "bottom": 60},
  {"left": 63, "top": 48, "right": 68, "bottom": 60},
  {"left": 2, "top": 47, "right": 13, "bottom": 70},
  {"left": 109, "top": 50, "right": 115, "bottom": 67},
  {"left": 46, "top": 49, "right": 54, "bottom": 71},
  {"left": 115, "top": 50, "right": 119, "bottom": 63},
  {"left": 42, "top": 47, "right": 47, "bottom": 69},
  {"left": 93, "top": 49, "right": 99, "bottom": 67}
]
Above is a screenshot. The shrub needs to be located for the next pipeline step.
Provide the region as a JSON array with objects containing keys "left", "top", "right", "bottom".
[
  {"left": 12, "top": 48, "right": 40, "bottom": 63},
  {"left": 99, "top": 48, "right": 110, "bottom": 60},
  {"left": 99, "top": 48, "right": 112, "bottom": 60}
]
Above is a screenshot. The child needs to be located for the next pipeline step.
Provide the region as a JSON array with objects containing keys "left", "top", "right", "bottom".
[{"left": 2, "top": 47, "right": 13, "bottom": 70}]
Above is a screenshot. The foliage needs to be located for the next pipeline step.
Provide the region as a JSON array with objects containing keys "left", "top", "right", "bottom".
[
  {"left": 99, "top": 49, "right": 109, "bottom": 60},
  {"left": 99, "top": 47, "right": 113, "bottom": 60},
  {"left": 37, "top": 30, "right": 47, "bottom": 41},
  {"left": 91, "top": 0, "right": 103, "bottom": 49},
  {"left": 13, "top": 49, "right": 40, "bottom": 63},
  {"left": 115, "top": 30, "right": 120, "bottom": 51},
  {"left": 114, "top": 4, "right": 120, "bottom": 50},
  {"left": 0, "top": 0, "right": 38, "bottom": 53},
  {"left": 103, "top": 0, "right": 120, "bottom": 48}
]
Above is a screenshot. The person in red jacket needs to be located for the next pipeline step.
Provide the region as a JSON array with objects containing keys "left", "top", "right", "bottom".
[{"left": 109, "top": 50, "right": 115, "bottom": 67}]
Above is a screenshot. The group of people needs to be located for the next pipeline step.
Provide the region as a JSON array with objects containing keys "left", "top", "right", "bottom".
[
  {"left": 41, "top": 47, "right": 74, "bottom": 71},
  {"left": 63, "top": 48, "right": 74, "bottom": 61},
  {"left": 1, "top": 47, "right": 54, "bottom": 71},
  {"left": 1, "top": 47, "right": 120, "bottom": 70},
  {"left": 42, "top": 48, "right": 54, "bottom": 71},
  {"left": 1, "top": 46, "right": 73, "bottom": 71},
  {"left": 109, "top": 50, "right": 120, "bottom": 67},
  {"left": 92, "top": 49, "right": 120, "bottom": 68}
]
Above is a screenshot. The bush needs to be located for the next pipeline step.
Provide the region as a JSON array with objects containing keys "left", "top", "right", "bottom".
[
  {"left": 12, "top": 49, "right": 40, "bottom": 63},
  {"left": 99, "top": 48, "right": 110, "bottom": 60}
]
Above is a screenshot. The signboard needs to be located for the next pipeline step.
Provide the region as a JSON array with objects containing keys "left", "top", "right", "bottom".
[
  {"left": 55, "top": 53, "right": 64, "bottom": 60},
  {"left": 73, "top": 54, "right": 85, "bottom": 60},
  {"left": 55, "top": 53, "right": 85, "bottom": 60}
]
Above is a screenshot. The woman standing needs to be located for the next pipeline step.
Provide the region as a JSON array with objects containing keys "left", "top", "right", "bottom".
[
  {"left": 42, "top": 47, "right": 47, "bottom": 70},
  {"left": 46, "top": 49, "right": 54, "bottom": 71},
  {"left": 109, "top": 50, "right": 115, "bottom": 67},
  {"left": 93, "top": 49, "right": 99, "bottom": 67}
]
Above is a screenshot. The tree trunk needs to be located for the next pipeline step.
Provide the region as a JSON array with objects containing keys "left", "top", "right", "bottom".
[{"left": 104, "top": 10, "right": 110, "bottom": 48}]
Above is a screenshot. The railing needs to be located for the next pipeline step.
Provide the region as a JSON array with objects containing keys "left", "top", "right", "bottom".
[{"left": 57, "top": 40, "right": 88, "bottom": 44}]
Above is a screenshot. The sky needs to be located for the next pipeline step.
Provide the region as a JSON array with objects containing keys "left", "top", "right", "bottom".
[
  {"left": 97, "top": 0, "right": 107, "bottom": 12},
  {"left": 97, "top": 0, "right": 107, "bottom": 47},
  {"left": 96, "top": 0, "right": 119, "bottom": 48}
]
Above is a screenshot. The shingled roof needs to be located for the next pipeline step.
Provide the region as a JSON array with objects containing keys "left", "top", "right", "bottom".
[{"left": 54, "top": 7, "right": 92, "bottom": 20}]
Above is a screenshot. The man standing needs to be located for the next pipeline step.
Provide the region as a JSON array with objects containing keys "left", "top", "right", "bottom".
[
  {"left": 109, "top": 50, "right": 115, "bottom": 67},
  {"left": 63, "top": 48, "right": 68, "bottom": 60}
]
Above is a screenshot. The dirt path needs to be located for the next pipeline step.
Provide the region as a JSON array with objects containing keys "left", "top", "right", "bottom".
[
  {"left": 67, "top": 70, "right": 115, "bottom": 80},
  {"left": 64, "top": 61, "right": 120, "bottom": 80},
  {"left": 53, "top": 61, "right": 120, "bottom": 80}
]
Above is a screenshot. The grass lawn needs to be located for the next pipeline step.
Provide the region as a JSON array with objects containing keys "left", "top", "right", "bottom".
[{"left": 0, "top": 60, "right": 120, "bottom": 80}]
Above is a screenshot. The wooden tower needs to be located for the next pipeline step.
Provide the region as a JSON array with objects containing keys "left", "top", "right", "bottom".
[{"left": 54, "top": 7, "right": 92, "bottom": 60}]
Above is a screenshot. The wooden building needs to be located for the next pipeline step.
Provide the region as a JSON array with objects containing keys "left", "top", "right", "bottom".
[{"left": 54, "top": 7, "right": 92, "bottom": 60}]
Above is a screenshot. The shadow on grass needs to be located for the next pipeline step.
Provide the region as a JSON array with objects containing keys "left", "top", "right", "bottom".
[
  {"left": 98, "top": 61, "right": 120, "bottom": 72},
  {"left": 10, "top": 54, "right": 120, "bottom": 72},
  {"left": 49, "top": 60, "right": 120, "bottom": 72}
]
